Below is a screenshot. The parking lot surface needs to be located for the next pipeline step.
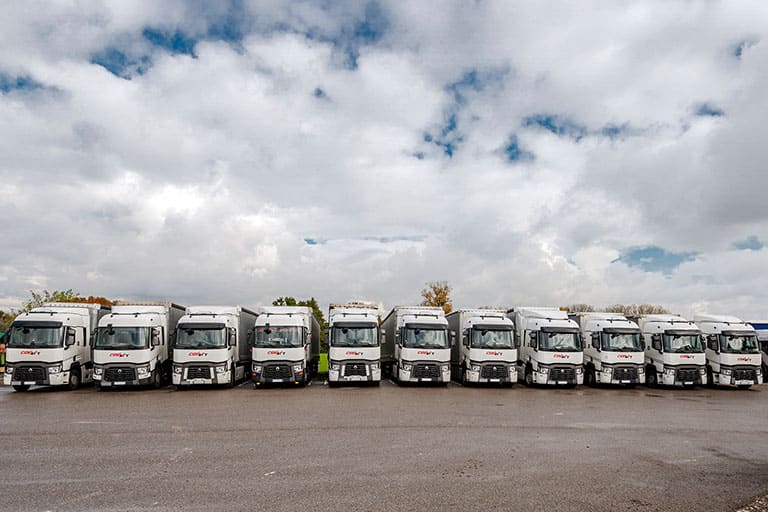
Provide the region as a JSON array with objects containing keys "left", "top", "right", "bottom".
[{"left": 1, "top": 381, "right": 766, "bottom": 511}]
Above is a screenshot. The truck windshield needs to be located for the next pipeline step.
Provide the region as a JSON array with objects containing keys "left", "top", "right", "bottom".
[
  {"left": 331, "top": 325, "right": 378, "bottom": 347},
  {"left": 254, "top": 326, "right": 303, "bottom": 348},
  {"left": 539, "top": 331, "right": 581, "bottom": 351},
  {"left": 8, "top": 325, "right": 63, "bottom": 348},
  {"left": 96, "top": 327, "right": 150, "bottom": 349},
  {"left": 471, "top": 329, "right": 514, "bottom": 349},
  {"left": 719, "top": 334, "right": 759, "bottom": 354},
  {"left": 663, "top": 333, "right": 703, "bottom": 353},
  {"left": 403, "top": 327, "right": 449, "bottom": 349},
  {"left": 176, "top": 327, "right": 226, "bottom": 348},
  {"left": 601, "top": 332, "right": 643, "bottom": 352}
]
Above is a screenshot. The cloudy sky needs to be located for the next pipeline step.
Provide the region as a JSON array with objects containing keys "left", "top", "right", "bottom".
[{"left": 1, "top": 1, "right": 767, "bottom": 320}]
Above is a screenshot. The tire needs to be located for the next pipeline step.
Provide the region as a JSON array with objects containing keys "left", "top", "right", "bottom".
[
  {"left": 525, "top": 367, "right": 533, "bottom": 387},
  {"left": 706, "top": 367, "right": 714, "bottom": 388},
  {"left": 328, "top": 380, "right": 338, "bottom": 388},
  {"left": 647, "top": 367, "right": 658, "bottom": 387},
  {"left": 151, "top": 368, "right": 162, "bottom": 389},
  {"left": 175, "top": 385, "right": 187, "bottom": 391},
  {"left": 586, "top": 365, "right": 596, "bottom": 387},
  {"left": 738, "top": 385, "right": 752, "bottom": 390},
  {"left": 67, "top": 369, "right": 81, "bottom": 391},
  {"left": 461, "top": 367, "right": 469, "bottom": 386},
  {"left": 12, "top": 384, "right": 30, "bottom": 392}
]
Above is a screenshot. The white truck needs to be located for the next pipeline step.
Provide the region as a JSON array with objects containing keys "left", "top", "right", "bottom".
[
  {"left": 4, "top": 302, "right": 110, "bottom": 391},
  {"left": 570, "top": 312, "right": 645, "bottom": 386},
  {"left": 446, "top": 309, "right": 516, "bottom": 385},
  {"left": 508, "top": 307, "right": 583, "bottom": 386},
  {"left": 251, "top": 306, "right": 321, "bottom": 386},
  {"left": 327, "top": 302, "right": 382, "bottom": 386},
  {"left": 93, "top": 301, "right": 185, "bottom": 389},
  {"left": 381, "top": 306, "right": 452, "bottom": 385},
  {"left": 750, "top": 322, "right": 768, "bottom": 382},
  {"left": 694, "top": 314, "right": 763, "bottom": 389},
  {"left": 636, "top": 314, "right": 706, "bottom": 387},
  {"left": 172, "top": 306, "right": 258, "bottom": 388}
]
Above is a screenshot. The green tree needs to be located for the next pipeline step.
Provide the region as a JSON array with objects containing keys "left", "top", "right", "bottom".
[
  {"left": 420, "top": 281, "right": 453, "bottom": 314},
  {"left": 272, "top": 296, "right": 298, "bottom": 306},
  {"left": 21, "top": 289, "right": 81, "bottom": 313}
]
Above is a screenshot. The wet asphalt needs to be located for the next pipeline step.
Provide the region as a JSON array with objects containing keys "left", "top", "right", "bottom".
[{"left": 0, "top": 380, "right": 766, "bottom": 512}]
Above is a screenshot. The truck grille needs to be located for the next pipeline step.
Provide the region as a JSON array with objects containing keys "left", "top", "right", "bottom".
[
  {"left": 13, "top": 366, "right": 46, "bottom": 382},
  {"left": 733, "top": 368, "right": 757, "bottom": 381},
  {"left": 613, "top": 366, "right": 639, "bottom": 382},
  {"left": 675, "top": 367, "right": 700, "bottom": 384},
  {"left": 480, "top": 365, "right": 508, "bottom": 380},
  {"left": 549, "top": 367, "right": 576, "bottom": 383},
  {"left": 104, "top": 366, "right": 136, "bottom": 382},
  {"left": 413, "top": 363, "right": 440, "bottom": 379},
  {"left": 187, "top": 366, "right": 211, "bottom": 379},
  {"left": 263, "top": 364, "right": 292, "bottom": 380},
  {"left": 344, "top": 363, "right": 367, "bottom": 377}
]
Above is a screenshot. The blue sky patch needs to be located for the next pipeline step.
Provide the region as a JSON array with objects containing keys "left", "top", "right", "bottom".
[
  {"left": 733, "top": 38, "right": 758, "bottom": 59},
  {"left": 694, "top": 102, "right": 724, "bottom": 117},
  {"left": 523, "top": 114, "right": 587, "bottom": 141},
  {"left": 90, "top": 48, "right": 150, "bottom": 79},
  {"left": 313, "top": 87, "right": 327, "bottom": 99},
  {"left": 731, "top": 235, "right": 763, "bottom": 251},
  {"left": 0, "top": 73, "right": 45, "bottom": 93},
  {"left": 142, "top": 27, "right": 197, "bottom": 56},
  {"left": 503, "top": 135, "right": 534, "bottom": 162},
  {"left": 614, "top": 245, "right": 698, "bottom": 274}
]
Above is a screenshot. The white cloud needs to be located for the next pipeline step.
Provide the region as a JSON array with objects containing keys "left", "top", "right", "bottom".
[{"left": 0, "top": 1, "right": 767, "bottom": 321}]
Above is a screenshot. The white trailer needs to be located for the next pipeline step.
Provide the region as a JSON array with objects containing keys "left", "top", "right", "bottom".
[
  {"left": 694, "top": 314, "right": 763, "bottom": 389},
  {"left": 93, "top": 301, "right": 185, "bottom": 389},
  {"left": 381, "top": 306, "right": 452, "bottom": 385},
  {"left": 508, "top": 307, "right": 583, "bottom": 386},
  {"left": 327, "top": 302, "right": 382, "bottom": 386},
  {"left": 4, "top": 302, "right": 110, "bottom": 391},
  {"left": 172, "top": 306, "right": 258, "bottom": 388},
  {"left": 570, "top": 312, "right": 645, "bottom": 386},
  {"left": 446, "top": 309, "right": 516, "bottom": 385},
  {"left": 251, "top": 306, "right": 321, "bottom": 386},
  {"left": 636, "top": 314, "right": 706, "bottom": 387}
]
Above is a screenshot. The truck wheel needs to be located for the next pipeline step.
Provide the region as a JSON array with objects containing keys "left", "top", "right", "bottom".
[
  {"left": 461, "top": 367, "right": 469, "bottom": 386},
  {"left": 586, "top": 366, "right": 596, "bottom": 387},
  {"left": 706, "top": 366, "right": 714, "bottom": 388},
  {"left": 12, "top": 384, "right": 30, "bottom": 392},
  {"left": 647, "top": 367, "right": 657, "bottom": 387},
  {"left": 151, "top": 368, "right": 162, "bottom": 389},
  {"left": 524, "top": 368, "right": 533, "bottom": 387},
  {"left": 67, "top": 369, "right": 81, "bottom": 391}
]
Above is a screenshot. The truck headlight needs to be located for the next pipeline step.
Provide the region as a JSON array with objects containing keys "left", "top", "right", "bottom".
[
  {"left": 5, "top": 366, "right": 14, "bottom": 374},
  {"left": 441, "top": 364, "right": 450, "bottom": 372},
  {"left": 603, "top": 367, "right": 612, "bottom": 374},
  {"left": 137, "top": 365, "right": 150, "bottom": 377},
  {"left": 370, "top": 362, "right": 380, "bottom": 370},
  {"left": 48, "top": 364, "right": 63, "bottom": 374},
  {"left": 638, "top": 366, "right": 645, "bottom": 374},
  {"left": 720, "top": 368, "right": 732, "bottom": 376},
  {"left": 330, "top": 363, "right": 340, "bottom": 371},
  {"left": 401, "top": 363, "right": 412, "bottom": 371},
  {"left": 540, "top": 367, "right": 549, "bottom": 374},
  {"left": 215, "top": 364, "right": 228, "bottom": 374},
  {"left": 576, "top": 367, "right": 583, "bottom": 375},
  {"left": 664, "top": 367, "right": 675, "bottom": 376},
  {"left": 253, "top": 364, "right": 262, "bottom": 373},
  {"left": 173, "top": 365, "right": 182, "bottom": 374},
  {"left": 94, "top": 367, "right": 103, "bottom": 376},
  {"left": 470, "top": 365, "right": 480, "bottom": 372},
  {"left": 293, "top": 364, "right": 304, "bottom": 373},
  {"left": 698, "top": 367, "right": 706, "bottom": 375}
]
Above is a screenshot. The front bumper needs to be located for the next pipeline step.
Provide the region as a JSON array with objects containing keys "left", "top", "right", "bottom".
[
  {"left": 93, "top": 364, "right": 153, "bottom": 387},
  {"left": 398, "top": 362, "right": 450, "bottom": 383},
  {"left": 5, "top": 365, "right": 69, "bottom": 386},
  {"left": 252, "top": 362, "right": 308, "bottom": 385},
  {"left": 713, "top": 367, "right": 762, "bottom": 387},
  {"left": 173, "top": 363, "right": 231, "bottom": 386},
  {"left": 531, "top": 366, "right": 584, "bottom": 385},
  {"left": 465, "top": 363, "right": 517, "bottom": 383},
  {"left": 658, "top": 366, "right": 706, "bottom": 387},
  {"left": 596, "top": 366, "right": 645, "bottom": 385},
  {"left": 328, "top": 361, "right": 381, "bottom": 383}
]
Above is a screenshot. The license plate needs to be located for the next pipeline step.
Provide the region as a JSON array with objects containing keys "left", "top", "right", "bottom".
[
  {"left": 421, "top": 378, "right": 432, "bottom": 382},
  {"left": 489, "top": 378, "right": 500, "bottom": 382},
  {"left": 24, "top": 381, "right": 36, "bottom": 385},
  {"left": 557, "top": 381, "right": 568, "bottom": 385},
  {"left": 192, "top": 379, "right": 207, "bottom": 384},
  {"left": 684, "top": 381, "right": 693, "bottom": 385},
  {"left": 736, "top": 380, "right": 752, "bottom": 385},
  {"left": 113, "top": 382, "right": 125, "bottom": 386},
  {"left": 272, "top": 378, "right": 283, "bottom": 383},
  {"left": 621, "top": 380, "right": 630, "bottom": 384}
]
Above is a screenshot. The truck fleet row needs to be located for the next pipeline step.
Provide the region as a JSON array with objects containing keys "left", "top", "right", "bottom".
[{"left": 3, "top": 302, "right": 766, "bottom": 392}]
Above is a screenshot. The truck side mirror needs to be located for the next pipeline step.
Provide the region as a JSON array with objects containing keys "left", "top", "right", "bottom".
[
  {"left": 591, "top": 333, "right": 600, "bottom": 350},
  {"left": 151, "top": 327, "right": 161, "bottom": 347},
  {"left": 462, "top": 330, "right": 469, "bottom": 347},
  {"left": 707, "top": 335, "right": 719, "bottom": 353},
  {"left": 229, "top": 329, "right": 237, "bottom": 347},
  {"left": 529, "top": 332, "right": 538, "bottom": 350},
  {"left": 651, "top": 334, "right": 662, "bottom": 352},
  {"left": 450, "top": 330, "right": 456, "bottom": 347},
  {"left": 65, "top": 327, "right": 76, "bottom": 347},
  {"left": 640, "top": 339, "right": 646, "bottom": 350}
]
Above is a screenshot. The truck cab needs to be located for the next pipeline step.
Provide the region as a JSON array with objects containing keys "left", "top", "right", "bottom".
[
  {"left": 570, "top": 312, "right": 645, "bottom": 386},
  {"left": 447, "top": 309, "right": 517, "bottom": 385},
  {"left": 637, "top": 314, "right": 706, "bottom": 387},
  {"left": 173, "top": 306, "right": 257, "bottom": 388},
  {"left": 251, "top": 306, "right": 320, "bottom": 386},
  {"left": 509, "top": 307, "right": 583, "bottom": 386},
  {"left": 93, "top": 302, "right": 185, "bottom": 389},
  {"left": 749, "top": 322, "right": 768, "bottom": 382},
  {"left": 382, "top": 306, "right": 452, "bottom": 385},
  {"left": 695, "top": 314, "right": 763, "bottom": 389},
  {"left": 4, "top": 303, "right": 109, "bottom": 391},
  {"left": 327, "top": 303, "right": 382, "bottom": 386}
]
